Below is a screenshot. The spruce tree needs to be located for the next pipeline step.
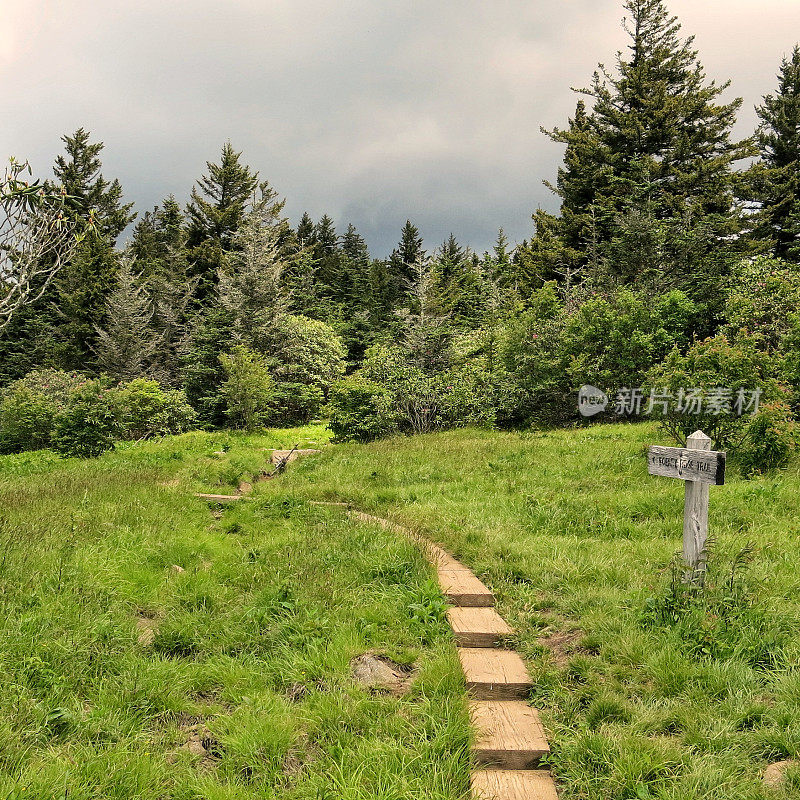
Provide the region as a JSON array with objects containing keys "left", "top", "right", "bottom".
[
  {"left": 53, "top": 127, "right": 135, "bottom": 241},
  {"left": 94, "top": 259, "right": 160, "bottom": 382},
  {"left": 755, "top": 46, "right": 800, "bottom": 261},
  {"left": 185, "top": 143, "right": 259, "bottom": 302},
  {"left": 312, "top": 215, "right": 343, "bottom": 302},
  {"left": 218, "top": 186, "right": 290, "bottom": 352},
  {"left": 389, "top": 221, "right": 426, "bottom": 306},
  {"left": 539, "top": 0, "right": 752, "bottom": 301},
  {"left": 296, "top": 212, "right": 315, "bottom": 248}
]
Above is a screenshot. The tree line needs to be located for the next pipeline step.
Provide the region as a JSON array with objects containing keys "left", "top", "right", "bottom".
[{"left": 1, "top": 0, "right": 800, "bottom": 467}]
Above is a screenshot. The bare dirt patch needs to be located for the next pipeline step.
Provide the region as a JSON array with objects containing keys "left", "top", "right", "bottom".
[
  {"left": 537, "top": 628, "right": 587, "bottom": 668},
  {"left": 174, "top": 715, "right": 223, "bottom": 771},
  {"left": 764, "top": 760, "right": 797, "bottom": 791},
  {"left": 135, "top": 611, "right": 161, "bottom": 647},
  {"left": 350, "top": 652, "right": 416, "bottom": 696}
]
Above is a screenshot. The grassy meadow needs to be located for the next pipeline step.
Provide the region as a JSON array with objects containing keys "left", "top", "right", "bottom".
[
  {"left": 0, "top": 426, "right": 470, "bottom": 799},
  {"left": 271, "top": 422, "right": 800, "bottom": 800},
  {"left": 2, "top": 420, "right": 799, "bottom": 799}
]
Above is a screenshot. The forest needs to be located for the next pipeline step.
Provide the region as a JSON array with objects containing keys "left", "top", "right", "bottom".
[{"left": 1, "top": 0, "right": 799, "bottom": 473}]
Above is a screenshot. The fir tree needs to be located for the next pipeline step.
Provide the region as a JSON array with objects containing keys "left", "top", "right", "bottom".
[
  {"left": 755, "top": 46, "right": 800, "bottom": 261},
  {"left": 185, "top": 143, "right": 260, "bottom": 301},
  {"left": 94, "top": 259, "right": 160, "bottom": 382},
  {"left": 296, "top": 212, "right": 315, "bottom": 248},
  {"left": 388, "top": 221, "right": 426, "bottom": 306},
  {"left": 540, "top": 0, "right": 753, "bottom": 301},
  {"left": 218, "top": 186, "right": 290, "bottom": 352},
  {"left": 53, "top": 127, "right": 135, "bottom": 241},
  {"left": 312, "top": 214, "right": 343, "bottom": 302}
]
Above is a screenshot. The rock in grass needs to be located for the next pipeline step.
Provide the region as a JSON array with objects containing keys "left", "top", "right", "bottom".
[
  {"left": 350, "top": 652, "right": 416, "bottom": 696},
  {"left": 764, "top": 760, "right": 796, "bottom": 790}
]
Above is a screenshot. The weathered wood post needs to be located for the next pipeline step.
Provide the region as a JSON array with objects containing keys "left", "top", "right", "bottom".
[
  {"left": 647, "top": 429, "right": 725, "bottom": 583},
  {"left": 682, "top": 430, "right": 712, "bottom": 572}
]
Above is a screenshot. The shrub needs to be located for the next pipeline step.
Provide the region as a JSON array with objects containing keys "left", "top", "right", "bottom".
[
  {"left": 503, "top": 286, "right": 698, "bottom": 425},
  {"left": 52, "top": 380, "right": 120, "bottom": 458},
  {"left": 270, "top": 382, "right": 323, "bottom": 426},
  {"left": 271, "top": 314, "right": 346, "bottom": 397},
  {"left": 738, "top": 401, "right": 798, "bottom": 476},
  {"left": 328, "top": 378, "right": 399, "bottom": 443},
  {"left": 219, "top": 346, "right": 275, "bottom": 432},
  {"left": 0, "top": 370, "right": 85, "bottom": 454},
  {"left": 644, "top": 335, "right": 788, "bottom": 450},
  {"left": 0, "top": 387, "right": 59, "bottom": 454},
  {"left": 723, "top": 256, "right": 800, "bottom": 350},
  {"left": 113, "top": 379, "right": 197, "bottom": 441}
]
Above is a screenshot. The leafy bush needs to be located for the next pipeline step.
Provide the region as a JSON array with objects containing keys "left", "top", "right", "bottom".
[
  {"left": 723, "top": 256, "right": 800, "bottom": 350},
  {"left": 644, "top": 335, "right": 788, "bottom": 450},
  {"left": 328, "top": 378, "right": 399, "bottom": 443},
  {"left": 113, "top": 379, "right": 197, "bottom": 441},
  {"left": 52, "top": 380, "right": 120, "bottom": 458},
  {"left": 0, "top": 370, "right": 85, "bottom": 454},
  {"left": 271, "top": 381, "right": 324, "bottom": 425},
  {"left": 0, "top": 387, "right": 59, "bottom": 454},
  {"left": 738, "top": 401, "right": 798, "bottom": 476},
  {"left": 219, "top": 346, "right": 275, "bottom": 432},
  {"left": 503, "top": 285, "right": 698, "bottom": 424},
  {"left": 271, "top": 314, "right": 346, "bottom": 396}
]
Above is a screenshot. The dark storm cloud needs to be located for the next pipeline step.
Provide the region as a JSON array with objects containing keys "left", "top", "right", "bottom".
[{"left": 2, "top": 1, "right": 799, "bottom": 256}]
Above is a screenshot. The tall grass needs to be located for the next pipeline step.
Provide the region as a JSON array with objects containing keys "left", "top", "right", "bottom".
[
  {"left": 0, "top": 427, "right": 470, "bottom": 799},
  {"left": 272, "top": 423, "right": 800, "bottom": 799}
]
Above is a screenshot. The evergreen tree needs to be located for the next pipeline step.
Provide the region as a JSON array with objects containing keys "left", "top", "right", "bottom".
[
  {"left": 312, "top": 214, "right": 344, "bottom": 303},
  {"left": 52, "top": 237, "right": 120, "bottom": 370},
  {"left": 53, "top": 127, "right": 135, "bottom": 241},
  {"left": 754, "top": 46, "right": 800, "bottom": 261},
  {"left": 94, "top": 259, "right": 160, "bottom": 382},
  {"left": 185, "top": 143, "right": 259, "bottom": 301},
  {"left": 539, "top": 0, "right": 752, "bottom": 303},
  {"left": 296, "top": 212, "right": 315, "bottom": 248},
  {"left": 218, "top": 186, "right": 290, "bottom": 352},
  {"left": 389, "top": 221, "right": 426, "bottom": 305}
]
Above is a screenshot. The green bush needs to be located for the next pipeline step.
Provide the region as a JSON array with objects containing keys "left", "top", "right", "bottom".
[
  {"left": 219, "top": 346, "right": 275, "bottom": 432},
  {"left": 503, "top": 285, "right": 698, "bottom": 424},
  {"left": 52, "top": 380, "right": 121, "bottom": 458},
  {"left": 271, "top": 382, "right": 323, "bottom": 425},
  {"left": 113, "top": 379, "right": 198, "bottom": 441},
  {"left": 738, "top": 401, "right": 798, "bottom": 476},
  {"left": 328, "top": 378, "right": 399, "bottom": 443},
  {"left": 645, "top": 335, "right": 788, "bottom": 450},
  {"left": 723, "top": 256, "right": 800, "bottom": 350},
  {"left": 0, "top": 387, "right": 59, "bottom": 454},
  {"left": 271, "top": 314, "right": 347, "bottom": 397},
  {"left": 0, "top": 370, "right": 85, "bottom": 454}
]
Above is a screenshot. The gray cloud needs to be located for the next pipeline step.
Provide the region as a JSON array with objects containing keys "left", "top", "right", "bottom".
[{"left": 2, "top": 0, "right": 798, "bottom": 256}]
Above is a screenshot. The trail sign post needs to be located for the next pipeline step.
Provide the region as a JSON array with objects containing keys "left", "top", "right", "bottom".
[{"left": 647, "top": 430, "right": 725, "bottom": 580}]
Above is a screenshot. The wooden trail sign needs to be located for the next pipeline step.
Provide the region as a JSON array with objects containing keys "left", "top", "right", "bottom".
[{"left": 647, "top": 430, "right": 726, "bottom": 576}]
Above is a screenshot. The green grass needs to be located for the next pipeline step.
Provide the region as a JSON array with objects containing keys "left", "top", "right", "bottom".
[
  {"left": 269, "top": 422, "right": 800, "bottom": 800},
  {"left": 0, "top": 426, "right": 470, "bottom": 799}
]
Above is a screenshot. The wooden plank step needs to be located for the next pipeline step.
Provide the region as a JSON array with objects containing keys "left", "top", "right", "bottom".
[
  {"left": 459, "top": 648, "right": 532, "bottom": 700},
  {"left": 447, "top": 607, "right": 513, "bottom": 648},
  {"left": 195, "top": 493, "right": 246, "bottom": 502},
  {"left": 471, "top": 701, "right": 550, "bottom": 768},
  {"left": 425, "top": 543, "right": 470, "bottom": 571},
  {"left": 471, "top": 770, "right": 558, "bottom": 800},
  {"left": 438, "top": 568, "right": 495, "bottom": 607}
]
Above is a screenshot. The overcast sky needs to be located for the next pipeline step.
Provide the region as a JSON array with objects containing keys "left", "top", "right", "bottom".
[{"left": 2, "top": 1, "right": 799, "bottom": 257}]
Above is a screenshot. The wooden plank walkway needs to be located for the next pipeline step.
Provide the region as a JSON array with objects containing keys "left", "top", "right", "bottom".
[
  {"left": 347, "top": 509, "right": 559, "bottom": 799},
  {"left": 447, "top": 607, "right": 513, "bottom": 648}
]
